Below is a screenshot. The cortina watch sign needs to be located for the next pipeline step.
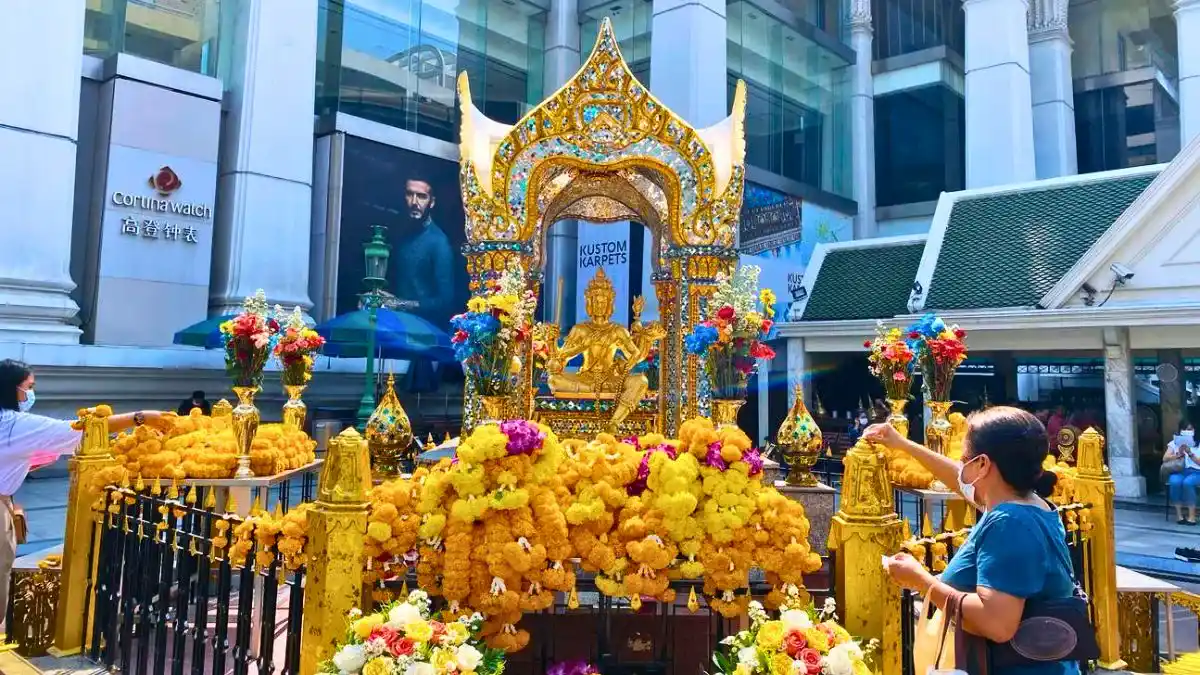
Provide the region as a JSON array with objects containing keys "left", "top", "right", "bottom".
[{"left": 110, "top": 165, "right": 212, "bottom": 244}]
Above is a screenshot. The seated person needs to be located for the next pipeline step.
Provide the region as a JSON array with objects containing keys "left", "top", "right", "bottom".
[{"left": 1166, "top": 421, "right": 1199, "bottom": 524}]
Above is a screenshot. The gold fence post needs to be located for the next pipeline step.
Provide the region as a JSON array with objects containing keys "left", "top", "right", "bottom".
[
  {"left": 50, "top": 407, "right": 116, "bottom": 655},
  {"left": 1074, "top": 427, "right": 1125, "bottom": 670},
  {"left": 829, "top": 438, "right": 905, "bottom": 675},
  {"left": 299, "top": 428, "right": 370, "bottom": 675}
]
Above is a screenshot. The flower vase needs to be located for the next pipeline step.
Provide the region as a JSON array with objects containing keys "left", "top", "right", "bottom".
[
  {"left": 282, "top": 384, "right": 307, "bottom": 431},
  {"left": 231, "top": 386, "right": 260, "bottom": 479},
  {"left": 885, "top": 399, "right": 910, "bottom": 437},
  {"left": 777, "top": 384, "right": 822, "bottom": 487},
  {"left": 479, "top": 395, "right": 508, "bottom": 425},
  {"left": 882, "top": 398, "right": 934, "bottom": 489},
  {"left": 710, "top": 399, "right": 745, "bottom": 429},
  {"left": 925, "top": 400, "right": 954, "bottom": 491}
]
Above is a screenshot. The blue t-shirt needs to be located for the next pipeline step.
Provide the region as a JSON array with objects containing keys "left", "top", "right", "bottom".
[{"left": 940, "top": 503, "right": 1080, "bottom": 675}]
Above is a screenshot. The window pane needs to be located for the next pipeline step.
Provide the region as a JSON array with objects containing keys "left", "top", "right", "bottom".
[
  {"left": 1070, "top": 0, "right": 1177, "bottom": 80},
  {"left": 1075, "top": 80, "right": 1180, "bottom": 174},
  {"left": 871, "top": 0, "right": 964, "bottom": 61},
  {"left": 84, "top": 0, "right": 226, "bottom": 75},
  {"left": 874, "top": 85, "right": 965, "bottom": 206}
]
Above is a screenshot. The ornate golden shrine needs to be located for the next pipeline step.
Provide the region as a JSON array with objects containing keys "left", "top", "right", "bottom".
[{"left": 458, "top": 18, "right": 747, "bottom": 436}]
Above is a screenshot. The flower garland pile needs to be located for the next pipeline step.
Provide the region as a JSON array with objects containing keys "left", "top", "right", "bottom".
[
  {"left": 712, "top": 597, "right": 872, "bottom": 675},
  {"left": 684, "top": 266, "right": 777, "bottom": 399},
  {"left": 321, "top": 590, "right": 506, "bottom": 675}
]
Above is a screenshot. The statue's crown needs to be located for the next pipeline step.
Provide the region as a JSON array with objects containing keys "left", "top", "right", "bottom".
[{"left": 585, "top": 267, "right": 615, "bottom": 298}]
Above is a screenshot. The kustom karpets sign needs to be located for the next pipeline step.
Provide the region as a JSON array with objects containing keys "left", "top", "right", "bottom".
[
  {"left": 575, "top": 221, "right": 633, "bottom": 326},
  {"left": 110, "top": 165, "right": 212, "bottom": 244}
]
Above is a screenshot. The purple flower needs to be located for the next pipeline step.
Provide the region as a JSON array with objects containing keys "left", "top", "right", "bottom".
[
  {"left": 501, "top": 419, "right": 546, "bottom": 455},
  {"left": 743, "top": 447, "right": 764, "bottom": 476},
  {"left": 623, "top": 436, "right": 641, "bottom": 449},
  {"left": 705, "top": 441, "right": 728, "bottom": 471},
  {"left": 626, "top": 444, "right": 678, "bottom": 496},
  {"left": 549, "top": 661, "right": 599, "bottom": 675}
]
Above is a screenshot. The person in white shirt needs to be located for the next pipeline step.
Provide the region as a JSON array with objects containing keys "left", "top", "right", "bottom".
[
  {"left": 1166, "top": 422, "right": 1200, "bottom": 524},
  {"left": 0, "top": 359, "right": 170, "bottom": 637}
]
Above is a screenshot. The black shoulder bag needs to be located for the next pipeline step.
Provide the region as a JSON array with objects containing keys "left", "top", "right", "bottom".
[{"left": 988, "top": 510, "right": 1100, "bottom": 667}]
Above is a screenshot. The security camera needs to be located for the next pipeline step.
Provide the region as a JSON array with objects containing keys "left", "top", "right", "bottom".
[{"left": 1110, "top": 263, "right": 1135, "bottom": 283}]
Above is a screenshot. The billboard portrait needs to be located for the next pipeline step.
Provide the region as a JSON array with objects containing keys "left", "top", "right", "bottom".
[{"left": 336, "top": 136, "right": 469, "bottom": 332}]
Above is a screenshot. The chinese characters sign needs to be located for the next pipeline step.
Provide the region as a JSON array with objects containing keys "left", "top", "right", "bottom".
[
  {"left": 110, "top": 166, "right": 211, "bottom": 245},
  {"left": 119, "top": 216, "right": 200, "bottom": 243}
]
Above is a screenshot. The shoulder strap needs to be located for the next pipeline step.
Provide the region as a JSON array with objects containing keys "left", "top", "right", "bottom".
[{"left": 934, "top": 591, "right": 963, "bottom": 670}]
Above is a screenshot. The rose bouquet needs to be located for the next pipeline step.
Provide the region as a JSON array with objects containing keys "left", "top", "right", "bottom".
[
  {"left": 685, "top": 266, "right": 777, "bottom": 399},
  {"left": 712, "top": 598, "right": 872, "bottom": 675},
  {"left": 220, "top": 290, "right": 279, "bottom": 388},
  {"left": 906, "top": 313, "right": 968, "bottom": 401},
  {"left": 320, "top": 590, "right": 506, "bottom": 675},
  {"left": 273, "top": 306, "right": 325, "bottom": 386},
  {"left": 451, "top": 265, "right": 537, "bottom": 397},
  {"left": 864, "top": 322, "right": 915, "bottom": 401}
]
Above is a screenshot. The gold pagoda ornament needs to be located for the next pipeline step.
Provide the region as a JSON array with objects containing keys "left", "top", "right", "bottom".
[
  {"left": 365, "top": 372, "right": 414, "bottom": 479},
  {"left": 776, "top": 384, "right": 823, "bottom": 487}
]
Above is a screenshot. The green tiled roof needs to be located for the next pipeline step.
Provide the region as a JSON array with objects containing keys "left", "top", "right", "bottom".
[
  {"left": 802, "top": 242, "right": 925, "bottom": 321},
  {"left": 924, "top": 171, "right": 1159, "bottom": 310}
]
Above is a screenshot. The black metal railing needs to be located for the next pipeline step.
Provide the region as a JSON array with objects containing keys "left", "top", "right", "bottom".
[
  {"left": 897, "top": 503, "right": 1094, "bottom": 675},
  {"left": 86, "top": 482, "right": 309, "bottom": 675}
]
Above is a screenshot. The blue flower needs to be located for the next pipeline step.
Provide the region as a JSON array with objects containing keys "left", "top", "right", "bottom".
[
  {"left": 685, "top": 323, "right": 719, "bottom": 355},
  {"left": 907, "top": 312, "right": 946, "bottom": 339}
]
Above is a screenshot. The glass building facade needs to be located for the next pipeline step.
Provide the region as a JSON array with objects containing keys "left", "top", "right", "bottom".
[
  {"left": 580, "top": 3, "right": 650, "bottom": 85},
  {"left": 874, "top": 84, "right": 964, "bottom": 206},
  {"left": 727, "top": 1, "right": 853, "bottom": 200},
  {"left": 84, "top": 0, "right": 230, "bottom": 75},
  {"left": 317, "top": 0, "right": 547, "bottom": 142},
  {"left": 1071, "top": 0, "right": 1181, "bottom": 173},
  {"left": 871, "top": 0, "right": 964, "bottom": 61}
]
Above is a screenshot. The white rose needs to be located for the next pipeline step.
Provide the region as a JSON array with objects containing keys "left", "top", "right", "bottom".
[
  {"left": 407, "top": 662, "right": 436, "bottom": 675},
  {"left": 738, "top": 647, "right": 760, "bottom": 667},
  {"left": 456, "top": 644, "right": 484, "bottom": 671},
  {"left": 389, "top": 603, "right": 423, "bottom": 629},
  {"left": 332, "top": 644, "right": 367, "bottom": 673},
  {"left": 824, "top": 643, "right": 859, "bottom": 675},
  {"left": 780, "top": 609, "right": 812, "bottom": 633}
]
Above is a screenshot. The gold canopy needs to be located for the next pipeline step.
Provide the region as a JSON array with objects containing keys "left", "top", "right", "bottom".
[{"left": 457, "top": 17, "right": 747, "bottom": 254}]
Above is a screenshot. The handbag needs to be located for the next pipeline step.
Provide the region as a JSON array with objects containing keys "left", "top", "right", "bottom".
[
  {"left": 928, "top": 590, "right": 990, "bottom": 675},
  {"left": 913, "top": 597, "right": 954, "bottom": 675},
  {"left": 1162, "top": 457, "right": 1186, "bottom": 484},
  {"left": 989, "top": 513, "right": 1099, "bottom": 667}
]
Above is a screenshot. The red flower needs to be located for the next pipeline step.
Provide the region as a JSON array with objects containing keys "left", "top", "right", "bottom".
[
  {"left": 717, "top": 306, "right": 736, "bottom": 321},
  {"left": 893, "top": 372, "right": 907, "bottom": 381},
  {"left": 751, "top": 342, "right": 776, "bottom": 360},
  {"left": 863, "top": 340, "right": 872, "bottom": 348},
  {"left": 267, "top": 318, "right": 280, "bottom": 333},
  {"left": 799, "top": 648, "right": 823, "bottom": 675},
  {"left": 430, "top": 621, "right": 446, "bottom": 643},
  {"left": 452, "top": 330, "right": 468, "bottom": 344},
  {"left": 761, "top": 319, "right": 774, "bottom": 334},
  {"left": 909, "top": 331, "right": 920, "bottom": 339},
  {"left": 390, "top": 636, "right": 415, "bottom": 657},
  {"left": 784, "top": 630, "right": 808, "bottom": 657},
  {"left": 954, "top": 328, "right": 966, "bottom": 339}
]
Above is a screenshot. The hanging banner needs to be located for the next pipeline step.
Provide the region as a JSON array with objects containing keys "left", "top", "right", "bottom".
[{"left": 575, "top": 221, "right": 632, "bottom": 326}]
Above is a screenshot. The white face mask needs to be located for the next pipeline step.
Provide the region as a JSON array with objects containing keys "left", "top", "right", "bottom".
[
  {"left": 1184, "top": 429, "right": 1195, "bottom": 438},
  {"left": 17, "top": 388, "right": 34, "bottom": 413},
  {"left": 957, "top": 455, "right": 984, "bottom": 507},
  {"left": 858, "top": 417, "right": 869, "bottom": 426}
]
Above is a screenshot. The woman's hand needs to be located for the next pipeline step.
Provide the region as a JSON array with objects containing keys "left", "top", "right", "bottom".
[
  {"left": 884, "top": 552, "right": 935, "bottom": 593},
  {"left": 863, "top": 422, "right": 905, "bottom": 449}
]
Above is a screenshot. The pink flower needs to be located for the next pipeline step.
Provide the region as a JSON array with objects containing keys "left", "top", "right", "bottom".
[{"left": 892, "top": 372, "right": 907, "bottom": 381}]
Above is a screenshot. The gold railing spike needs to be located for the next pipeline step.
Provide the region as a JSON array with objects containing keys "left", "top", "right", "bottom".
[
  {"left": 273, "top": 502, "right": 284, "bottom": 519},
  {"left": 186, "top": 486, "right": 198, "bottom": 506},
  {"left": 226, "top": 493, "right": 238, "bottom": 514},
  {"left": 168, "top": 479, "right": 180, "bottom": 500},
  {"left": 135, "top": 474, "right": 145, "bottom": 492},
  {"left": 921, "top": 513, "right": 934, "bottom": 537},
  {"left": 944, "top": 508, "right": 959, "bottom": 532},
  {"left": 203, "top": 488, "right": 217, "bottom": 510},
  {"left": 964, "top": 508, "right": 976, "bottom": 526},
  {"left": 251, "top": 495, "right": 263, "bottom": 516},
  {"left": 150, "top": 479, "right": 162, "bottom": 497}
]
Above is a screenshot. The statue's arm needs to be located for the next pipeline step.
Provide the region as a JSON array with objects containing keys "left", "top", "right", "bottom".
[{"left": 556, "top": 329, "right": 588, "bottom": 362}]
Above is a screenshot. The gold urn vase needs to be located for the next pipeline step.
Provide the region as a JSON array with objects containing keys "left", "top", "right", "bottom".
[
  {"left": 365, "top": 373, "right": 414, "bottom": 479},
  {"left": 478, "top": 395, "right": 509, "bottom": 425},
  {"left": 282, "top": 384, "right": 308, "bottom": 431},
  {"left": 231, "top": 386, "right": 260, "bottom": 478},
  {"left": 777, "top": 384, "right": 823, "bottom": 487},
  {"left": 885, "top": 398, "right": 910, "bottom": 437},
  {"left": 710, "top": 399, "right": 745, "bottom": 429},
  {"left": 925, "top": 400, "right": 954, "bottom": 455}
]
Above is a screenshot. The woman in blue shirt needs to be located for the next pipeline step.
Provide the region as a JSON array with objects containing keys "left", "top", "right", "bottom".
[{"left": 864, "top": 406, "right": 1079, "bottom": 675}]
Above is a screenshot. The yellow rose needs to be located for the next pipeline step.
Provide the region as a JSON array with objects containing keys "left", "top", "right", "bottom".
[
  {"left": 444, "top": 621, "right": 470, "bottom": 645},
  {"left": 352, "top": 613, "right": 383, "bottom": 640},
  {"left": 406, "top": 619, "right": 434, "bottom": 643},
  {"left": 804, "top": 628, "right": 829, "bottom": 653},
  {"left": 363, "top": 656, "right": 395, "bottom": 675},
  {"left": 756, "top": 621, "right": 786, "bottom": 652},
  {"left": 431, "top": 647, "right": 458, "bottom": 672},
  {"left": 735, "top": 665, "right": 753, "bottom": 675},
  {"left": 770, "top": 653, "right": 794, "bottom": 675}
]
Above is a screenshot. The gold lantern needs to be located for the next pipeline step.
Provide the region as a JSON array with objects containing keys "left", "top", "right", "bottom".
[
  {"left": 364, "top": 372, "right": 415, "bottom": 479},
  {"left": 776, "top": 384, "right": 824, "bottom": 487}
]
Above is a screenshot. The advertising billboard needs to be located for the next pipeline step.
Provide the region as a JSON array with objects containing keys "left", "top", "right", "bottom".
[{"left": 336, "top": 137, "right": 469, "bottom": 332}]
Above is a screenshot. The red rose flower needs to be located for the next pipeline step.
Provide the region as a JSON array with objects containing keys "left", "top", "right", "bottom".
[
  {"left": 954, "top": 328, "right": 966, "bottom": 339},
  {"left": 909, "top": 331, "right": 920, "bottom": 339},
  {"left": 761, "top": 319, "right": 774, "bottom": 334},
  {"left": 784, "top": 630, "right": 808, "bottom": 657},
  {"left": 863, "top": 340, "right": 872, "bottom": 348},
  {"left": 148, "top": 166, "right": 183, "bottom": 195},
  {"left": 391, "top": 636, "right": 416, "bottom": 657},
  {"left": 717, "top": 306, "right": 736, "bottom": 321},
  {"left": 799, "top": 648, "right": 823, "bottom": 675}
]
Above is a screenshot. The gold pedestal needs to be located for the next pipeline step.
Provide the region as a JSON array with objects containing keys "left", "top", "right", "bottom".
[{"left": 1074, "top": 428, "right": 1125, "bottom": 669}]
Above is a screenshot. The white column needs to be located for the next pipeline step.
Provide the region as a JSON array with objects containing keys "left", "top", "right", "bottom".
[
  {"left": 210, "top": 0, "right": 318, "bottom": 315},
  {"left": 757, "top": 360, "right": 770, "bottom": 446},
  {"left": 786, "top": 338, "right": 811, "bottom": 409},
  {"left": 0, "top": 1, "right": 85, "bottom": 343},
  {"left": 963, "top": 0, "right": 1037, "bottom": 188},
  {"left": 1028, "top": 0, "right": 1077, "bottom": 178},
  {"left": 543, "top": 0, "right": 581, "bottom": 328},
  {"left": 1103, "top": 328, "right": 1145, "bottom": 498},
  {"left": 651, "top": 0, "right": 727, "bottom": 127},
  {"left": 1177, "top": 0, "right": 1200, "bottom": 146},
  {"left": 850, "top": 0, "right": 877, "bottom": 240}
]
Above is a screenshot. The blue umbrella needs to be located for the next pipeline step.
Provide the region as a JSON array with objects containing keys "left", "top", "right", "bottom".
[
  {"left": 315, "top": 309, "right": 454, "bottom": 363},
  {"left": 173, "top": 315, "right": 236, "bottom": 349}
]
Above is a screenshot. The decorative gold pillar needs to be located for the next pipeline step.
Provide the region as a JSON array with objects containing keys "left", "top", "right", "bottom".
[
  {"left": 829, "top": 438, "right": 905, "bottom": 675},
  {"left": 51, "top": 408, "right": 117, "bottom": 655},
  {"left": 1074, "top": 428, "right": 1125, "bottom": 670},
  {"left": 299, "top": 428, "right": 371, "bottom": 675}
]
